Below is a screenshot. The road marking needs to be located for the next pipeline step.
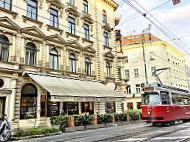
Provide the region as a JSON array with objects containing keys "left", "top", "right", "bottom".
[
  {"left": 152, "top": 136, "right": 190, "bottom": 140},
  {"left": 118, "top": 138, "right": 147, "bottom": 142}
]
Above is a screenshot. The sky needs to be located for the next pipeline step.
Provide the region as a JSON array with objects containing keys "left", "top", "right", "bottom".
[{"left": 114, "top": 0, "right": 190, "bottom": 58}]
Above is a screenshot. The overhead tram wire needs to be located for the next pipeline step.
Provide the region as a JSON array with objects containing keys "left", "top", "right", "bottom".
[
  {"left": 133, "top": 0, "right": 189, "bottom": 53},
  {"left": 121, "top": 0, "right": 189, "bottom": 55},
  {"left": 118, "top": 0, "right": 170, "bottom": 26}
]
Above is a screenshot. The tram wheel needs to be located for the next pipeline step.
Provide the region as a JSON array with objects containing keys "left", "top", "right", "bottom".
[
  {"left": 170, "top": 121, "right": 175, "bottom": 125},
  {"left": 152, "top": 122, "right": 158, "bottom": 126}
]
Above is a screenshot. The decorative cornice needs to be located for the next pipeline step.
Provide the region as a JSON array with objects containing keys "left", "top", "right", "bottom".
[{"left": 101, "top": 0, "right": 119, "bottom": 10}]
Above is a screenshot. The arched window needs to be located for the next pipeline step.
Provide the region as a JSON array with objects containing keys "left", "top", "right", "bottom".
[
  {"left": 25, "top": 42, "right": 36, "bottom": 66},
  {"left": 50, "top": 48, "right": 58, "bottom": 70},
  {"left": 20, "top": 84, "right": 37, "bottom": 119},
  {"left": 103, "top": 10, "right": 107, "bottom": 22},
  {"left": 106, "top": 62, "right": 111, "bottom": 78},
  {"left": 83, "top": 0, "right": 88, "bottom": 13},
  {"left": 69, "top": 53, "right": 76, "bottom": 73},
  {"left": 0, "top": 35, "right": 9, "bottom": 62},
  {"left": 85, "top": 58, "right": 91, "bottom": 75}
]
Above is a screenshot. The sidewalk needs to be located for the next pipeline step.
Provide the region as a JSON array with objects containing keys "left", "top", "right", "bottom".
[{"left": 11, "top": 120, "right": 143, "bottom": 141}]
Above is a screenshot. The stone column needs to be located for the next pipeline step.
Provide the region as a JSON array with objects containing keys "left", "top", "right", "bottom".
[
  {"left": 20, "top": 37, "right": 25, "bottom": 64},
  {"left": 38, "top": 42, "right": 43, "bottom": 67},
  {"left": 78, "top": 102, "right": 81, "bottom": 115},
  {"left": 10, "top": 35, "right": 16, "bottom": 62},
  {"left": 116, "top": 101, "right": 122, "bottom": 113},
  {"left": 46, "top": 44, "right": 50, "bottom": 68},
  {"left": 99, "top": 102, "right": 105, "bottom": 114}
]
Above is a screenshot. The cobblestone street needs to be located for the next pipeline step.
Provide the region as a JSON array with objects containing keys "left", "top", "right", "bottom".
[{"left": 17, "top": 121, "right": 190, "bottom": 142}]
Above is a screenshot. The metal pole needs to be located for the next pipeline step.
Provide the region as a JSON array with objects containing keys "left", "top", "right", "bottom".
[{"left": 142, "top": 33, "right": 148, "bottom": 85}]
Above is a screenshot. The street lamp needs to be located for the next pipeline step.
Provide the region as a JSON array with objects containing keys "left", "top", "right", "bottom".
[{"left": 142, "top": 24, "right": 152, "bottom": 85}]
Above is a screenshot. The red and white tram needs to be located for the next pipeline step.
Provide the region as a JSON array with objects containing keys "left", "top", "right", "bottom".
[{"left": 141, "top": 84, "right": 190, "bottom": 125}]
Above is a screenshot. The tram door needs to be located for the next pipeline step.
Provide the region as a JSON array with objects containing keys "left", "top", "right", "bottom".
[{"left": 0, "top": 98, "right": 5, "bottom": 120}]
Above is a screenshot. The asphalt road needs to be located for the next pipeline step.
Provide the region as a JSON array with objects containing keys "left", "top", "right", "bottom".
[{"left": 17, "top": 121, "right": 190, "bottom": 142}]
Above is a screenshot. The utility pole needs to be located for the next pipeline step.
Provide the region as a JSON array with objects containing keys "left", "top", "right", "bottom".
[{"left": 142, "top": 24, "right": 152, "bottom": 85}]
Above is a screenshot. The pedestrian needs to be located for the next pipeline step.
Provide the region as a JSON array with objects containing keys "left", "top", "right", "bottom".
[{"left": 61, "top": 108, "right": 65, "bottom": 116}]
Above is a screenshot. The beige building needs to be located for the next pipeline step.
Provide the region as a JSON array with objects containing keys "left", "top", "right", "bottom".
[
  {"left": 185, "top": 59, "right": 190, "bottom": 91},
  {"left": 0, "top": 0, "right": 125, "bottom": 130},
  {"left": 117, "top": 34, "right": 188, "bottom": 110}
]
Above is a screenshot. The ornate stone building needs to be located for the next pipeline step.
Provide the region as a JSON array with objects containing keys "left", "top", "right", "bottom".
[
  {"left": 0, "top": 0, "right": 125, "bottom": 129},
  {"left": 117, "top": 33, "right": 188, "bottom": 110}
]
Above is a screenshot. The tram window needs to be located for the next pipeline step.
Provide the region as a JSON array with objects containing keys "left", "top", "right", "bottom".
[
  {"left": 142, "top": 92, "right": 160, "bottom": 105},
  {"left": 161, "top": 91, "right": 171, "bottom": 105}
]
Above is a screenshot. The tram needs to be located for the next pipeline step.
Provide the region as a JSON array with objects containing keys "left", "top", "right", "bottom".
[{"left": 141, "top": 83, "right": 190, "bottom": 125}]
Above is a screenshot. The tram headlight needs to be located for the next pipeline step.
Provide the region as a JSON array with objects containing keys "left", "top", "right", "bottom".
[{"left": 148, "top": 111, "right": 151, "bottom": 115}]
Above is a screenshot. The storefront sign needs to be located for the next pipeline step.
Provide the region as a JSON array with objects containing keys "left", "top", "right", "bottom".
[{"left": 51, "top": 96, "right": 125, "bottom": 102}]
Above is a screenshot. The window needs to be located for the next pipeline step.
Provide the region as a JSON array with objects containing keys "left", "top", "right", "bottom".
[
  {"left": 69, "top": 0, "right": 74, "bottom": 5},
  {"left": 104, "top": 32, "right": 109, "bottom": 46},
  {"left": 25, "top": 42, "right": 36, "bottom": 66},
  {"left": 50, "top": 49, "right": 58, "bottom": 70},
  {"left": 142, "top": 92, "right": 160, "bottom": 105},
  {"left": 127, "top": 102, "right": 133, "bottom": 110},
  {"left": 0, "top": 0, "right": 11, "bottom": 10},
  {"left": 103, "top": 10, "right": 107, "bottom": 22},
  {"left": 85, "top": 58, "right": 91, "bottom": 75},
  {"left": 161, "top": 91, "right": 170, "bottom": 105},
  {"left": 69, "top": 53, "right": 76, "bottom": 73},
  {"left": 83, "top": 0, "right": 88, "bottom": 13},
  {"left": 124, "top": 57, "right": 128, "bottom": 63},
  {"left": 69, "top": 17, "right": 75, "bottom": 35},
  {"left": 151, "top": 66, "right": 156, "bottom": 75},
  {"left": 136, "top": 84, "right": 141, "bottom": 93},
  {"left": 105, "top": 102, "right": 115, "bottom": 113},
  {"left": 125, "top": 69, "right": 130, "bottom": 79},
  {"left": 126, "top": 85, "right": 131, "bottom": 94},
  {"left": 50, "top": 8, "right": 58, "bottom": 28},
  {"left": 47, "top": 93, "right": 60, "bottom": 117},
  {"left": 118, "top": 68, "right": 121, "bottom": 80},
  {"left": 0, "top": 35, "right": 9, "bottom": 62},
  {"left": 20, "top": 84, "right": 37, "bottom": 119},
  {"left": 150, "top": 52, "right": 155, "bottom": 60},
  {"left": 27, "top": 0, "right": 37, "bottom": 20},
  {"left": 81, "top": 102, "right": 94, "bottom": 114},
  {"left": 67, "top": 102, "right": 79, "bottom": 115},
  {"left": 84, "top": 24, "right": 89, "bottom": 40},
  {"left": 134, "top": 69, "right": 139, "bottom": 77},
  {"left": 106, "top": 62, "right": 111, "bottom": 78},
  {"left": 137, "top": 102, "right": 141, "bottom": 109}
]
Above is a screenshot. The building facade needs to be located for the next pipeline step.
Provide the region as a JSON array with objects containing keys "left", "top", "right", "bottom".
[
  {"left": 116, "top": 34, "right": 188, "bottom": 110},
  {"left": 0, "top": 0, "right": 125, "bottom": 130}
]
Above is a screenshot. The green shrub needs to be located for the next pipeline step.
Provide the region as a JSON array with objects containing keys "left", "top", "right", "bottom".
[
  {"left": 15, "top": 127, "right": 60, "bottom": 137},
  {"left": 86, "top": 115, "right": 95, "bottom": 125},
  {"left": 97, "top": 114, "right": 113, "bottom": 124},
  {"left": 50, "top": 116, "right": 69, "bottom": 127},
  {"left": 74, "top": 115, "right": 85, "bottom": 126}
]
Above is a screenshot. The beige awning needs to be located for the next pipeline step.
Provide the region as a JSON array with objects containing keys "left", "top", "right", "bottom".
[{"left": 25, "top": 72, "right": 125, "bottom": 102}]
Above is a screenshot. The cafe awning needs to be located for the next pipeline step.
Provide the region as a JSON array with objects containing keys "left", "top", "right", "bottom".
[{"left": 25, "top": 72, "right": 125, "bottom": 102}]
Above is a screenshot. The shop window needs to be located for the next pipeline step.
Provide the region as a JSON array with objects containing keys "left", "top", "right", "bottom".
[
  {"left": 137, "top": 102, "right": 141, "bottom": 109},
  {"left": 25, "top": 42, "right": 36, "bottom": 66},
  {"left": 127, "top": 102, "right": 133, "bottom": 110},
  {"left": 0, "top": 0, "right": 11, "bottom": 10},
  {"left": 50, "top": 48, "right": 58, "bottom": 70},
  {"left": 81, "top": 102, "right": 94, "bottom": 115},
  {"left": 67, "top": 102, "right": 79, "bottom": 115},
  {"left": 105, "top": 102, "right": 115, "bottom": 113},
  {"left": 0, "top": 35, "right": 9, "bottom": 62},
  {"left": 47, "top": 93, "right": 60, "bottom": 117},
  {"left": 20, "top": 84, "right": 37, "bottom": 119},
  {"left": 69, "top": 53, "right": 76, "bottom": 73}
]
